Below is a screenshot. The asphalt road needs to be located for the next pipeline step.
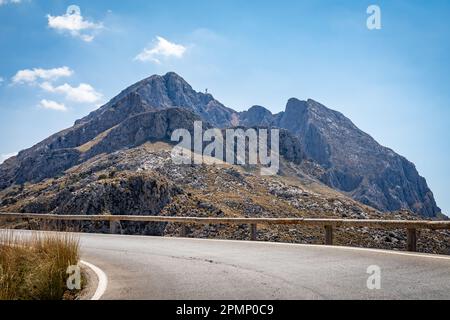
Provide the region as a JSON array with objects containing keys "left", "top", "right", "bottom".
[{"left": 4, "top": 230, "right": 450, "bottom": 299}]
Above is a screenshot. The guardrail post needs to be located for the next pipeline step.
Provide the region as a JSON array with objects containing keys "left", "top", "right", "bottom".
[
  {"left": 324, "top": 225, "right": 333, "bottom": 245},
  {"left": 407, "top": 228, "right": 417, "bottom": 252},
  {"left": 250, "top": 224, "right": 257, "bottom": 241},
  {"left": 180, "top": 225, "right": 187, "bottom": 237},
  {"left": 109, "top": 220, "right": 120, "bottom": 234}
]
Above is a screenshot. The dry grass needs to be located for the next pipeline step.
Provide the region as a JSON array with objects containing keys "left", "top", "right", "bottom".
[
  {"left": 0, "top": 231, "right": 80, "bottom": 300},
  {"left": 76, "top": 126, "right": 116, "bottom": 153}
]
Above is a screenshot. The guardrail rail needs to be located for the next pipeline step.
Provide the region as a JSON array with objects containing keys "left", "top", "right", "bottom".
[{"left": 1, "top": 212, "right": 450, "bottom": 252}]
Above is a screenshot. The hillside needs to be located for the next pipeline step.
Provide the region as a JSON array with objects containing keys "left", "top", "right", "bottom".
[{"left": 1, "top": 142, "right": 448, "bottom": 254}]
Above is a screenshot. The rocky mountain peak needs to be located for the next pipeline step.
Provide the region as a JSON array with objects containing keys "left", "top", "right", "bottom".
[
  {"left": 273, "top": 98, "right": 440, "bottom": 217},
  {"left": 110, "top": 72, "right": 236, "bottom": 127},
  {"left": 73, "top": 72, "right": 237, "bottom": 129},
  {"left": 286, "top": 98, "right": 308, "bottom": 113},
  {"left": 163, "top": 71, "right": 193, "bottom": 89},
  {"left": 239, "top": 105, "right": 273, "bottom": 127}
]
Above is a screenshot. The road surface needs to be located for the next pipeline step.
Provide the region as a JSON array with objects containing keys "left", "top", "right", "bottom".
[{"left": 3, "top": 230, "right": 450, "bottom": 299}]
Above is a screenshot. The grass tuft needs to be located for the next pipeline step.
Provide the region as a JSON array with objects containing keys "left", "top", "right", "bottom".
[{"left": 0, "top": 231, "right": 80, "bottom": 300}]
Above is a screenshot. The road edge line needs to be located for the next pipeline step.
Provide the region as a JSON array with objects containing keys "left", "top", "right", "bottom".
[{"left": 79, "top": 260, "right": 108, "bottom": 300}]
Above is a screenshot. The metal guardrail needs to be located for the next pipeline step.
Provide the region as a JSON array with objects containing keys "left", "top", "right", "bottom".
[{"left": 1, "top": 212, "right": 450, "bottom": 252}]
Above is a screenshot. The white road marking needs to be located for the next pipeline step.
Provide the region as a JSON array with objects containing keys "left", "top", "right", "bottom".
[
  {"left": 314, "top": 243, "right": 450, "bottom": 260},
  {"left": 80, "top": 260, "right": 108, "bottom": 300}
]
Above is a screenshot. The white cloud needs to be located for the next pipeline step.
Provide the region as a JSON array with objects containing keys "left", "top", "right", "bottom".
[
  {"left": 0, "top": 152, "right": 17, "bottom": 164},
  {"left": 12, "top": 67, "right": 103, "bottom": 104},
  {"left": 79, "top": 34, "right": 94, "bottom": 42},
  {"left": 39, "top": 99, "right": 67, "bottom": 112},
  {"left": 0, "top": 0, "right": 22, "bottom": 6},
  {"left": 0, "top": 77, "right": 4, "bottom": 85},
  {"left": 135, "top": 36, "right": 187, "bottom": 64},
  {"left": 47, "top": 5, "right": 102, "bottom": 42},
  {"left": 40, "top": 82, "right": 102, "bottom": 103},
  {"left": 12, "top": 66, "right": 73, "bottom": 84},
  {"left": 12, "top": 65, "right": 102, "bottom": 106}
]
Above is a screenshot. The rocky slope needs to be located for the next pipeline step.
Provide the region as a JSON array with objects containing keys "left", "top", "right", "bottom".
[
  {"left": 0, "top": 107, "right": 201, "bottom": 188},
  {"left": 1, "top": 142, "right": 448, "bottom": 254},
  {"left": 0, "top": 72, "right": 441, "bottom": 220},
  {"left": 240, "top": 98, "right": 440, "bottom": 217}
]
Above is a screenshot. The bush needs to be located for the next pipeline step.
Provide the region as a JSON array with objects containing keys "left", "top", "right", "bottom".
[{"left": 98, "top": 174, "right": 108, "bottom": 181}]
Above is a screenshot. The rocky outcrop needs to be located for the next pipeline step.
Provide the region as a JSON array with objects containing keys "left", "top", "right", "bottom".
[
  {"left": 83, "top": 108, "right": 202, "bottom": 158},
  {"left": 52, "top": 172, "right": 179, "bottom": 216},
  {"left": 0, "top": 149, "right": 81, "bottom": 189},
  {"left": 18, "top": 171, "right": 179, "bottom": 215}
]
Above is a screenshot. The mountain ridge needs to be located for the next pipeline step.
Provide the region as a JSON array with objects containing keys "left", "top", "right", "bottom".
[{"left": 0, "top": 72, "right": 441, "bottom": 217}]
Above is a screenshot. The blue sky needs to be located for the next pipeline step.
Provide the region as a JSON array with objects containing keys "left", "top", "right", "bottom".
[{"left": 0, "top": 0, "right": 449, "bottom": 215}]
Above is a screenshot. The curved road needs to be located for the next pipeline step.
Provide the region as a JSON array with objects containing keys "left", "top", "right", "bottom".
[{"left": 5, "top": 230, "right": 450, "bottom": 299}]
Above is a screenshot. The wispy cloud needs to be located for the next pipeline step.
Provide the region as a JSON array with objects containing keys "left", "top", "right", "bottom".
[
  {"left": 0, "top": 0, "right": 22, "bottom": 6},
  {"left": 40, "top": 82, "right": 102, "bottom": 103},
  {"left": 135, "top": 36, "right": 187, "bottom": 64},
  {"left": 47, "top": 5, "right": 103, "bottom": 42},
  {"left": 12, "top": 66, "right": 73, "bottom": 84},
  {"left": 39, "top": 99, "right": 67, "bottom": 112},
  {"left": 0, "top": 152, "right": 17, "bottom": 164}
]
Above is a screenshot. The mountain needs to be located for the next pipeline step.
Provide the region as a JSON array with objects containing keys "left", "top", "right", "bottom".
[
  {"left": 238, "top": 98, "right": 440, "bottom": 217},
  {"left": 0, "top": 72, "right": 441, "bottom": 218}
]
